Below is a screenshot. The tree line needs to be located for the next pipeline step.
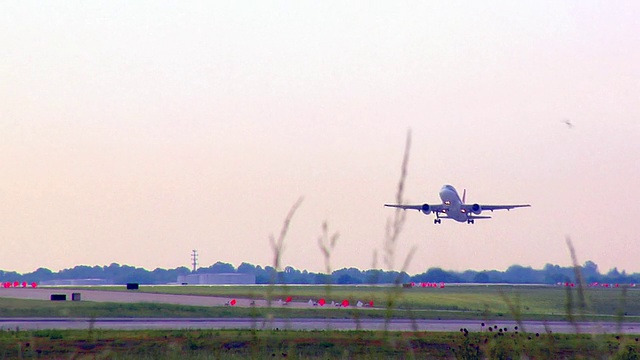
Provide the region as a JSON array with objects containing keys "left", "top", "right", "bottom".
[{"left": 0, "top": 260, "right": 637, "bottom": 285}]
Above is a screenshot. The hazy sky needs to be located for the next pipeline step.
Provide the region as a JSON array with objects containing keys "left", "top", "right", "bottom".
[{"left": 2, "top": 1, "right": 639, "bottom": 275}]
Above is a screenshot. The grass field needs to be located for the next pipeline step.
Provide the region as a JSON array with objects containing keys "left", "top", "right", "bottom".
[
  {"left": 25, "top": 284, "right": 640, "bottom": 322},
  {"left": 0, "top": 328, "right": 638, "bottom": 359},
  {"left": 3, "top": 285, "right": 639, "bottom": 358}
]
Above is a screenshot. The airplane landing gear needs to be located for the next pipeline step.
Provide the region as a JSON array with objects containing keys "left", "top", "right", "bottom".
[
  {"left": 434, "top": 218, "right": 442, "bottom": 224},
  {"left": 467, "top": 219, "right": 475, "bottom": 224}
]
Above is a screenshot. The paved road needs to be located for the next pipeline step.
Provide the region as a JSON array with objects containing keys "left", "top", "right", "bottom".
[{"left": 1, "top": 318, "right": 640, "bottom": 334}]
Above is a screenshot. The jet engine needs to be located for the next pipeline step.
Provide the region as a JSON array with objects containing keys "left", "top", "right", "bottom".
[
  {"left": 471, "top": 203, "right": 482, "bottom": 215},
  {"left": 421, "top": 204, "right": 431, "bottom": 215}
]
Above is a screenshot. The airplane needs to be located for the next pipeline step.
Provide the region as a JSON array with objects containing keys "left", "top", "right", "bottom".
[{"left": 384, "top": 184, "right": 530, "bottom": 224}]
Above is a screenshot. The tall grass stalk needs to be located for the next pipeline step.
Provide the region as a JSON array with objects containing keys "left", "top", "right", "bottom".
[
  {"left": 382, "top": 130, "right": 418, "bottom": 337},
  {"left": 317, "top": 221, "right": 339, "bottom": 328},
  {"left": 258, "top": 198, "right": 303, "bottom": 357},
  {"left": 383, "top": 130, "right": 411, "bottom": 272},
  {"left": 498, "top": 290, "right": 526, "bottom": 334},
  {"left": 265, "top": 198, "right": 303, "bottom": 316},
  {"left": 567, "top": 237, "right": 588, "bottom": 319}
]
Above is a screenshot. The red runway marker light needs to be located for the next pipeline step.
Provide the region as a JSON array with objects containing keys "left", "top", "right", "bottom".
[
  {"left": 230, "top": 299, "right": 236, "bottom": 306},
  {"left": 13, "top": 281, "right": 19, "bottom": 288},
  {"left": 21, "top": 282, "right": 27, "bottom": 288},
  {"left": 31, "top": 282, "right": 37, "bottom": 288},
  {"left": 341, "top": 299, "right": 349, "bottom": 307},
  {"left": 318, "top": 298, "right": 326, "bottom": 306},
  {"left": 286, "top": 296, "right": 292, "bottom": 303},
  {"left": 369, "top": 301, "right": 374, "bottom": 307}
]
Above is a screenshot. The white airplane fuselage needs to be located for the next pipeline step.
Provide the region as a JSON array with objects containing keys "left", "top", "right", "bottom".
[{"left": 438, "top": 185, "right": 467, "bottom": 222}]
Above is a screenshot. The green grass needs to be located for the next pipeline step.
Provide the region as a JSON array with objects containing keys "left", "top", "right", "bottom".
[
  {"left": 17, "top": 284, "right": 640, "bottom": 322},
  {"left": 0, "top": 328, "right": 638, "bottom": 359},
  {"left": 0, "top": 297, "right": 510, "bottom": 320}
]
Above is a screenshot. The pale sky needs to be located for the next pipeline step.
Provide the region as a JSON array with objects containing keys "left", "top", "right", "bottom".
[{"left": 1, "top": 1, "right": 639, "bottom": 275}]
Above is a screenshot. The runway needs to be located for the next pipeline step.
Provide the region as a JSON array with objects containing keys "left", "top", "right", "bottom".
[{"left": 2, "top": 317, "right": 640, "bottom": 334}]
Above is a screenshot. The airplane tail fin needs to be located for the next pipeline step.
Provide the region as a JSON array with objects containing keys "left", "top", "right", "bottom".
[{"left": 462, "top": 189, "right": 467, "bottom": 203}]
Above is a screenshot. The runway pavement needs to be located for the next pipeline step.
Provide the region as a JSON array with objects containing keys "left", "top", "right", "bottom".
[{"left": 2, "top": 318, "right": 640, "bottom": 334}]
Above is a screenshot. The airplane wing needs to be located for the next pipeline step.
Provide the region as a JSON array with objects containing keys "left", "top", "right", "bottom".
[
  {"left": 384, "top": 204, "right": 445, "bottom": 212},
  {"left": 469, "top": 204, "right": 530, "bottom": 212}
]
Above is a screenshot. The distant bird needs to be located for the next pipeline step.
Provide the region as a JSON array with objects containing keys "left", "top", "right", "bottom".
[{"left": 562, "top": 119, "right": 574, "bottom": 129}]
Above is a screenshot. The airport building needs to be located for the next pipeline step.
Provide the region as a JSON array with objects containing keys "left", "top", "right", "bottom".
[{"left": 177, "top": 273, "right": 256, "bottom": 285}]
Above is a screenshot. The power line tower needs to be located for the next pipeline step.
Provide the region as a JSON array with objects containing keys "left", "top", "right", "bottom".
[{"left": 191, "top": 249, "right": 198, "bottom": 273}]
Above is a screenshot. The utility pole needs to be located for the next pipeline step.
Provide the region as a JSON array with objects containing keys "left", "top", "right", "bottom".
[{"left": 191, "top": 249, "right": 198, "bottom": 273}]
